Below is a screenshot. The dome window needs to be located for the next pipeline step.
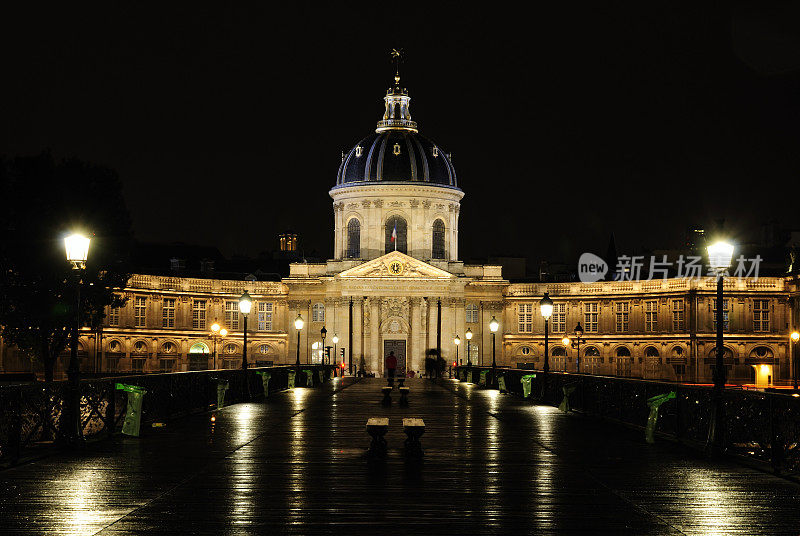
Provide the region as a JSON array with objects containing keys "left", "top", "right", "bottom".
[
  {"left": 393, "top": 143, "right": 401, "bottom": 155},
  {"left": 432, "top": 219, "right": 446, "bottom": 259},
  {"left": 355, "top": 146, "right": 363, "bottom": 157},
  {"left": 432, "top": 147, "right": 438, "bottom": 157}
]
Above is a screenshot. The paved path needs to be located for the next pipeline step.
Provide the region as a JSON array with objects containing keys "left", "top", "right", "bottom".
[{"left": 1, "top": 377, "right": 799, "bottom": 535}]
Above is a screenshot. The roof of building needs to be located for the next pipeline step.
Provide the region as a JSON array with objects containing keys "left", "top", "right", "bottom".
[{"left": 334, "top": 68, "right": 459, "bottom": 190}]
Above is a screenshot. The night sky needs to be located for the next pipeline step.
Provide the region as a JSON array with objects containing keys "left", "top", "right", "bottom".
[{"left": 3, "top": 3, "right": 800, "bottom": 267}]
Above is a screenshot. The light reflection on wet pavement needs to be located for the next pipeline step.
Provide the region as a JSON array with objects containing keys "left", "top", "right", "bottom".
[{"left": 1, "top": 377, "right": 799, "bottom": 535}]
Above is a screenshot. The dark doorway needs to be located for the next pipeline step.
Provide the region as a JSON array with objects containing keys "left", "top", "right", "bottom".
[{"left": 383, "top": 339, "right": 406, "bottom": 376}]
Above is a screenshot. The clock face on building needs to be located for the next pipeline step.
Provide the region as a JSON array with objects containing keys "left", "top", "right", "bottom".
[{"left": 388, "top": 260, "right": 404, "bottom": 276}]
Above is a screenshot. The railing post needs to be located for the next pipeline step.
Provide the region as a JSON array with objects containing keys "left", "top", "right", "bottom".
[
  {"left": 106, "top": 379, "right": 116, "bottom": 437},
  {"left": 769, "top": 394, "right": 782, "bottom": 475}
]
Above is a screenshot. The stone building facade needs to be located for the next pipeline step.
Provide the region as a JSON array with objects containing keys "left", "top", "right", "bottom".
[{"left": 1, "top": 72, "right": 798, "bottom": 386}]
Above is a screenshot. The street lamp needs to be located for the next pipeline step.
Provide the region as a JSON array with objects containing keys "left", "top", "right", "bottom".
[
  {"left": 320, "top": 326, "right": 327, "bottom": 365},
  {"left": 210, "top": 320, "right": 221, "bottom": 369},
  {"left": 489, "top": 316, "right": 499, "bottom": 386},
  {"left": 707, "top": 239, "right": 734, "bottom": 453},
  {"left": 238, "top": 290, "right": 252, "bottom": 400},
  {"left": 465, "top": 328, "right": 473, "bottom": 368},
  {"left": 332, "top": 333, "right": 339, "bottom": 372},
  {"left": 454, "top": 334, "right": 461, "bottom": 370},
  {"left": 294, "top": 314, "right": 304, "bottom": 369},
  {"left": 572, "top": 323, "right": 585, "bottom": 373},
  {"left": 791, "top": 331, "right": 799, "bottom": 393},
  {"left": 540, "top": 292, "right": 553, "bottom": 374},
  {"left": 63, "top": 232, "right": 90, "bottom": 442},
  {"left": 238, "top": 291, "right": 252, "bottom": 370}
]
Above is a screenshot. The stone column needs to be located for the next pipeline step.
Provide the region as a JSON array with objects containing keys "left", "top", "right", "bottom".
[
  {"left": 454, "top": 298, "right": 465, "bottom": 365},
  {"left": 371, "top": 298, "right": 381, "bottom": 376},
  {"left": 410, "top": 297, "right": 421, "bottom": 372}
]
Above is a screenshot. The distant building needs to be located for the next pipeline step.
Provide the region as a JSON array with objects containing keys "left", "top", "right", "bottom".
[{"left": 1, "top": 67, "right": 798, "bottom": 387}]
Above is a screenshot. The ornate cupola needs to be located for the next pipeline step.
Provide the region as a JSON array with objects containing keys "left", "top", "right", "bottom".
[{"left": 376, "top": 71, "right": 418, "bottom": 133}]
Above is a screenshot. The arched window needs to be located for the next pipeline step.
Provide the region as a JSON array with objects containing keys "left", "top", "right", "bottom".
[
  {"left": 224, "top": 343, "right": 238, "bottom": 355},
  {"left": 312, "top": 303, "right": 325, "bottom": 322},
  {"left": 616, "top": 347, "right": 631, "bottom": 357},
  {"left": 108, "top": 340, "right": 122, "bottom": 353},
  {"left": 161, "top": 342, "right": 177, "bottom": 354},
  {"left": 584, "top": 346, "right": 600, "bottom": 357},
  {"left": 748, "top": 346, "right": 774, "bottom": 360},
  {"left": 259, "top": 344, "right": 272, "bottom": 355},
  {"left": 644, "top": 346, "right": 660, "bottom": 358},
  {"left": 615, "top": 346, "right": 632, "bottom": 377},
  {"left": 347, "top": 219, "right": 361, "bottom": 258},
  {"left": 132, "top": 341, "right": 148, "bottom": 355},
  {"left": 385, "top": 216, "right": 407, "bottom": 254},
  {"left": 432, "top": 219, "right": 446, "bottom": 259},
  {"left": 189, "top": 342, "right": 209, "bottom": 354},
  {"left": 551, "top": 346, "right": 566, "bottom": 357}
]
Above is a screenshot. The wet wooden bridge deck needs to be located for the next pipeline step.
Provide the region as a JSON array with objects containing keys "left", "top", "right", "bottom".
[{"left": 1, "top": 377, "right": 799, "bottom": 535}]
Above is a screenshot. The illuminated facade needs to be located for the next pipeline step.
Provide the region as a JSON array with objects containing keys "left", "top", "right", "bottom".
[{"left": 1, "top": 72, "right": 798, "bottom": 386}]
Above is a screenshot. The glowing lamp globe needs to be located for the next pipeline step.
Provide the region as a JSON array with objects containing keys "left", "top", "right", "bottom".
[
  {"left": 64, "top": 233, "right": 90, "bottom": 268},
  {"left": 540, "top": 292, "right": 553, "bottom": 320},
  {"left": 489, "top": 317, "right": 499, "bottom": 333},
  {"left": 707, "top": 241, "right": 734, "bottom": 272},
  {"left": 238, "top": 290, "right": 252, "bottom": 315},
  {"left": 294, "top": 314, "right": 304, "bottom": 331},
  {"left": 465, "top": 328, "right": 472, "bottom": 340}
]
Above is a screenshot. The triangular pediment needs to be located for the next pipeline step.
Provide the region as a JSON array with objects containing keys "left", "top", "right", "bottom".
[{"left": 336, "top": 251, "right": 455, "bottom": 280}]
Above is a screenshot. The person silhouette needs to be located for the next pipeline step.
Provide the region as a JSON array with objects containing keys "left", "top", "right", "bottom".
[{"left": 386, "top": 351, "right": 397, "bottom": 380}]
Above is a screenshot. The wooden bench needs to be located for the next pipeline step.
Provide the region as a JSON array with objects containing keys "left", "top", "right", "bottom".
[
  {"left": 366, "top": 417, "right": 389, "bottom": 455},
  {"left": 403, "top": 418, "right": 425, "bottom": 456},
  {"left": 381, "top": 386, "right": 393, "bottom": 406},
  {"left": 399, "top": 386, "right": 410, "bottom": 406}
]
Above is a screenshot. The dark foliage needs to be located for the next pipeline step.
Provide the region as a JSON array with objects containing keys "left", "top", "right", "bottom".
[{"left": 0, "top": 153, "right": 132, "bottom": 380}]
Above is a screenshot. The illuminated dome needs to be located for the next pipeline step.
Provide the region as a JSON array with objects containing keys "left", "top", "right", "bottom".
[{"left": 334, "top": 73, "right": 458, "bottom": 189}]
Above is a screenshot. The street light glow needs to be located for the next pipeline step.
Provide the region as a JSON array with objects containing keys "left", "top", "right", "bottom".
[
  {"left": 562, "top": 337, "right": 570, "bottom": 346},
  {"left": 454, "top": 335, "right": 460, "bottom": 346},
  {"left": 707, "top": 240, "right": 734, "bottom": 271},
  {"left": 64, "top": 233, "right": 90, "bottom": 268},
  {"left": 540, "top": 292, "right": 553, "bottom": 320},
  {"left": 238, "top": 290, "right": 252, "bottom": 315},
  {"left": 791, "top": 331, "right": 799, "bottom": 342},
  {"left": 465, "top": 328, "right": 472, "bottom": 340},
  {"left": 295, "top": 314, "right": 304, "bottom": 331},
  {"left": 489, "top": 316, "right": 499, "bottom": 333}
]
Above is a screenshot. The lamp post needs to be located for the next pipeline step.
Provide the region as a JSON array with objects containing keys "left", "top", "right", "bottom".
[
  {"left": 707, "top": 240, "right": 734, "bottom": 454},
  {"left": 210, "top": 320, "right": 221, "bottom": 369},
  {"left": 465, "top": 328, "right": 473, "bottom": 369},
  {"left": 562, "top": 337, "right": 570, "bottom": 372},
  {"left": 320, "top": 326, "right": 327, "bottom": 366},
  {"left": 239, "top": 291, "right": 252, "bottom": 370},
  {"left": 238, "top": 290, "right": 252, "bottom": 400},
  {"left": 294, "top": 314, "right": 304, "bottom": 370},
  {"left": 64, "top": 233, "right": 90, "bottom": 443},
  {"left": 572, "top": 323, "right": 585, "bottom": 373},
  {"left": 332, "top": 333, "right": 339, "bottom": 373},
  {"left": 219, "top": 328, "right": 227, "bottom": 368},
  {"left": 540, "top": 292, "right": 553, "bottom": 374},
  {"left": 489, "top": 316, "right": 499, "bottom": 387},
  {"left": 454, "top": 335, "right": 461, "bottom": 374},
  {"left": 792, "top": 331, "right": 800, "bottom": 393}
]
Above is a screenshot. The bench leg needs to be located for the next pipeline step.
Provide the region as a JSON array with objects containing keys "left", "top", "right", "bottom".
[
  {"left": 404, "top": 430, "right": 424, "bottom": 457},
  {"left": 368, "top": 432, "right": 388, "bottom": 456}
]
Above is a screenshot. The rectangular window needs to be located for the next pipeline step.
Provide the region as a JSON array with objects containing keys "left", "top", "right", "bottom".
[
  {"left": 518, "top": 303, "right": 533, "bottom": 333},
  {"left": 225, "top": 300, "right": 239, "bottom": 330},
  {"left": 615, "top": 302, "right": 629, "bottom": 332},
  {"left": 753, "top": 299, "right": 770, "bottom": 332},
  {"left": 108, "top": 305, "right": 120, "bottom": 327},
  {"left": 134, "top": 296, "right": 146, "bottom": 327},
  {"left": 192, "top": 300, "right": 206, "bottom": 330},
  {"left": 466, "top": 304, "right": 479, "bottom": 324},
  {"left": 645, "top": 300, "right": 658, "bottom": 332},
  {"left": 671, "top": 299, "right": 685, "bottom": 331},
  {"left": 712, "top": 299, "right": 729, "bottom": 331},
  {"left": 258, "top": 302, "right": 273, "bottom": 331},
  {"left": 551, "top": 303, "right": 566, "bottom": 333},
  {"left": 584, "top": 302, "right": 599, "bottom": 333},
  {"left": 162, "top": 298, "right": 176, "bottom": 328}
]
